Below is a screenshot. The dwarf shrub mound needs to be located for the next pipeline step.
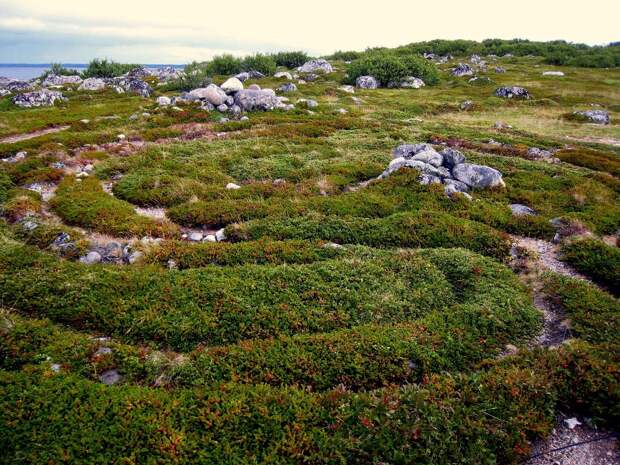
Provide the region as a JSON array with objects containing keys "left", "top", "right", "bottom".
[
  {"left": 543, "top": 273, "right": 620, "bottom": 343},
  {"left": 347, "top": 51, "right": 440, "bottom": 86},
  {"left": 143, "top": 239, "right": 344, "bottom": 269},
  {"left": 1, "top": 341, "right": 617, "bottom": 464},
  {"left": 271, "top": 51, "right": 310, "bottom": 68},
  {"left": 555, "top": 148, "right": 620, "bottom": 177},
  {"left": 226, "top": 211, "right": 513, "bottom": 260},
  {"left": 82, "top": 58, "right": 140, "bottom": 78},
  {"left": 560, "top": 238, "right": 620, "bottom": 294},
  {"left": 50, "top": 176, "right": 178, "bottom": 237},
  {"left": 0, "top": 240, "right": 460, "bottom": 351}
]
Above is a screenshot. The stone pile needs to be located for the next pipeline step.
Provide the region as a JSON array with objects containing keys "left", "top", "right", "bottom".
[
  {"left": 494, "top": 86, "right": 530, "bottom": 99},
  {"left": 573, "top": 110, "right": 610, "bottom": 125},
  {"left": 379, "top": 143, "right": 505, "bottom": 197},
  {"left": 12, "top": 89, "right": 66, "bottom": 108}
]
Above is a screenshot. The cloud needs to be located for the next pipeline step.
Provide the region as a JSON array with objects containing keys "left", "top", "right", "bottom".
[{"left": 0, "top": 0, "right": 618, "bottom": 63}]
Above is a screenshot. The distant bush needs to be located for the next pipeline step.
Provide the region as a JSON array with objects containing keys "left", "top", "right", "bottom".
[
  {"left": 204, "top": 54, "right": 243, "bottom": 76},
  {"left": 389, "top": 39, "right": 619, "bottom": 68},
  {"left": 164, "top": 61, "right": 211, "bottom": 91},
  {"left": 271, "top": 51, "right": 309, "bottom": 68},
  {"left": 82, "top": 59, "right": 140, "bottom": 78},
  {"left": 39, "top": 63, "right": 77, "bottom": 79},
  {"left": 241, "top": 53, "right": 277, "bottom": 75},
  {"left": 346, "top": 51, "right": 440, "bottom": 86},
  {"left": 328, "top": 50, "right": 362, "bottom": 61}
]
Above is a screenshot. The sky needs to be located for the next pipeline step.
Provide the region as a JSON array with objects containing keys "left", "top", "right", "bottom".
[{"left": 0, "top": 0, "right": 618, "bottom": 64}]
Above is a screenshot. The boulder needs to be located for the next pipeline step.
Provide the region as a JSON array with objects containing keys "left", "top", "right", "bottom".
[
  {"left": 118, "top": 78, "right": 153, "bottom": 97},
  {"left": 443, "top": 178, "right": 470, "bottom": 192},
  {"left": 274, "top": 71, "right": 293, "bottom": 80},
  {"left": 339, "top": 85, "right": 355, "bottom": 94},
  {"left": 233, "top": 89, "right": 280, "bottom": 111},
  {"left": 573, "top": 110, "right": 610, "bottom": 125},
  {"left": 452, "top": 163, "right": 505, "bottom": 189},
  {"left": 80, "top": 251, "right": 102, "bottom": 265},
  {"left": 494, "top": 86, "right": 530, "bottom": 99},
  {"left": 157, "top": 96, "right": 171, "bottom": 106},
  {"left": 221, "top": 77, "right": 244, "bottom": 94},
  {"left": 388, "top": 76, "right": 425, "bottom": 89},
  {"left": 189, "top": 84, "right": 228, "bottom": 106},
  {"left": 298, "top": 59, "right": 333, "bottom": 74},
  {"left": 79, "top": 78, "right": 106, "bottom": 91},
  {"left": 277, "top": 82, "right": 297, "bottom": 92},
  {"left": 12, "top": 90, "right": 66, "bottom": 108},
  {"left": 494, "top": 67, "right": 506, "bottom": 73},
  {"left": 151, "top": 66, "right": 182, "bottom": 81},
  {"left": 440, "top": 148, "right": 466, "bottom": 169},
  {"left": 42, "top": 74, "right": 82, "bottom": 87},
  {"left": 451, "top": 63, "right": 473, "bottom": 77},
  {"left": 235, "top": 72, "right": 250, "bottom": 82},
  {"left": 510, "top": 204, "right": 537, "bottom": 216},
  {"left": 410, "top": 148, "right": 443, "bottom": 167},
  {"left": 356, "top": 76, "right": 379, "bottom": 89},
  {"left": 392, "top": 143, "right": 434, "bottom": 159}
]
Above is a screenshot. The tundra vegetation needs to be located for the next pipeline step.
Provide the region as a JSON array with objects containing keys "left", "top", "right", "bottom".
[{"left": 0, "top": 38, "right": 619, "bottom": 464}]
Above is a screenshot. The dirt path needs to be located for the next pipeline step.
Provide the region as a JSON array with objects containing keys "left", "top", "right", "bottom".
[
  {"left": 0, "top": 126, "right": 70, "bottom": 144},
  {"left": 527, "top": 415, "right": 619, "bottom": 465}
]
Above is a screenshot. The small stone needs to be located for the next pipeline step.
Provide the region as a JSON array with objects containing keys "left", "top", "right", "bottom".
[
  {"left": 339, "top": 85, "right": 355, "bottom": 94},
  {"left": 226, "top": 182, "right": 241, "bottom": 190},
  {"left": 80, "top": 251, "right": 102, "bottom": 265},
  {"left": 188, "top": 232, "right": 203, "bottom": 242},
  {"left": 274, "top": 71, "right": 293, "bottom": 80},
  {"left": 356, "top": 76, "right": 379, "bottom": 89},
  {"left": 204, "top": 234, "right": 217, "bottom": 243},
  {"left": 117, "top": 134, "right": 126, "bottom": 141},
  {"left": 95, "top": 347, "right": 113, "bottom": 356},
  {"left": 564, "top": 417, "right": 581, "bottom": 429},
  {"left": 510, "top": 204, "right": 537, "bottom": 216},
  {"left": 217, "top": 104, "right": 228, "bottom": 112},
  {"left": 157, "top": 96, "right": 171, "bottom": 106},
  {"left": 215, "top": 228, "right": 226, "bottom": 242},
  {"left": 99, "top": 369, "right": 121, "bottom": 385}
]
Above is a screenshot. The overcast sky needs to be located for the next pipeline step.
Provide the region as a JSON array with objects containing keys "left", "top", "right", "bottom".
[{"left": 1, "top": 0, "right": 618, "bottom": 63}]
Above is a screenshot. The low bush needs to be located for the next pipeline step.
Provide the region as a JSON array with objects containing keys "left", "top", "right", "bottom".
[
  {"left": 328, "top": 50, "right": 363, "bottom": 61},
  {"left": 346, "top": 52, "right": 440, "bottom": 86},
  {"left": 560, "top": 238, "right": 620, "bottom": 294},
  {"left": 82, "top": 59, "right": 140, "bottom": 78},
  {"left": 542, "top": 273, "right": 620, "bottom": 343},
  {"left": 0, "top": 342, "right": 617, "bottom": 464},
  {"left": 271, "top": 51, "right": 310, "bottom": 68},
  {"left": 143, "top": 239, "right": 344, "bottom": 269},
  {"left": 39, "top": 63, "right": 77, "bottom": 79},
  {"left": 50, "top": 176, "right": 178, "bottom": 237},
  {"left": 205, "top": 54, "right": 244, "bottom": 75},
  {"left": 0, "top": 172, "right": 14, "bottom": 204},
  {"left": 241, "top": 53, "right": 277, "bottom": 75},
  {"left": 163, "top": 61, "right": 211, "bottom": 92},
  {"left": 226, "top": 211, "right": 513, "bottom": 261},
  {"left": 555, "top": 148, "right": 620, "bottom": 178}
]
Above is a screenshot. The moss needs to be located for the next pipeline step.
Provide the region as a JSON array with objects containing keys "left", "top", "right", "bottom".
[
  {"left": 556, "top": 148, "right": 620, "bottom": 177},
  {"left": 50, "top": 176, "right": 178, "bottom": 237}
]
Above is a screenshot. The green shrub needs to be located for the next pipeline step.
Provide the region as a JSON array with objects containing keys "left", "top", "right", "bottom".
[
  {"left": 241, "top": 53, "right": 277, "bottom": 75},
  {"left": 0, "top": 172, "right": 14, "bottom": 204},
  {"left": 164, "top": 61, "right": 211, "bottom": 92},
  {"left": 0, "top": 342, "right": 617, "bottom": 464},
  {"left": 143, "top": 239, "right": 344, "bottom": 269},
  {"left": 555, "top": 148, "right": 620, "bottom": 177},
  {"left": 40, "top": 63, "right": 77, "bottom": 79},
  {"left": 329, "top": 50, "right": 362, "bottom": 61},
  {"left": 561, "top": 239, "right": 620, "bottom": 294},
  {"left": 346, "top": 52, "right": 439, "bottom": 86},
  {"left": 205, "top": 54, "right": 243, "bottom": 76},
  {"left": 82, "top": 59, "right": 140, "bottom": 78},
  {"left": 226, "top": 211, "right": 513, "bottom": 261},
  {"left": 542, "top": 273, "right": 620, "bottom": 343},
  {"left": 50, "top": 176, "right": 178, "bottom": 238},
  {"left": 271, "top": 51, "right": 310, "bottom": 68}
]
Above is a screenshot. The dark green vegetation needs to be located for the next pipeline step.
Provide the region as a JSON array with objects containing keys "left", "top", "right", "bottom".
[
  {"left": 0, "top": 46, "right": 619, "bottom": 464},
  {"left": 346, "top": 51, "right": 440, "bottom": 86},
  {"left": 82, "top": 58, "right": 141, "bottom": 78},
  {"left": 561, "top": 238, "right": 620, "bottom": 294}
]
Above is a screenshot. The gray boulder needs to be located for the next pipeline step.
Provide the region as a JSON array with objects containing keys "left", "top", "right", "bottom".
[
  {"left": 452, "top": 163, "right": 505, "bottom": 189},
  {"left": 12, "top": 89, "right": 66, "bottom": 108},
  {"left": 443, "top": 178, "right": 470, "bottom": 192},
  {"left": 274, "top": 71, "right": 293, "bottom": 80},
  {"left": 494, "top": 86, "right": 530, "bottom": 99},
  {"left": 356, "top": 76, "right": 379, "bottom": 89},
  {"left": 392, "top": 143, "right": 434, "bottom": 158},
  {"left": 573, "top": 110, "right": 610, "bottom": 125},
  {"left": 235, "top": 72, "right": 250, "bottom": 82},
  {"left": 298, "top": 59, "right": 333, "bottom": 74},
  {"left": 42, "top": 74, "right": 82, "bottom": 87},
  {"left": 79, "top": 78, "right": 106, "bottom": 91},
  {"left": 410, "top": 148, "right": 443, "bottom": 167},
  {"left": 277, "top": 82, "right": 297, "bottom": 92},
  {"left": 510, "top": 204, "right": 537, "bottom": 216},
  {"left": 80, "top": 251, "right": 102, "bottom": 265},
  {"left": 452, "top": 63, "right": 473, "bottom": 77},
  {"left": 234, "top": 89, "right": 280, "bottom": 111},
  {"left": 189, "top": 84, "right": 228, "bottom": 106},
  {"left": 440, "top": 148, "right": 466, "bottom": 169}
]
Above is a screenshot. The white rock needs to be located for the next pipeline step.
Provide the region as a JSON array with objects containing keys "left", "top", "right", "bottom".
[
  {"left": 204, "top": 234, "right": 217, "bottom": 243},
  {"left": 157, "top": 96, "right": 171, "bottom": 106},
  {"left": 542, "top": 71, "right": 565, "bottom": 76},
  {"left": 215, "top": 228, "right": 226, "bottom": 242},
  {"left": 226, "top": 182, "right": 241, "bottom": 190},
  {"left": 274, "top": 72, "right": 293, "bottom": 80},
  {"left": 80, "top": 251, "right": 102, "bottom": 265},
  {"left": 220, "top": 77, "right": 244, "bottom": 93},
  {"left": 188, "top": 232, "right": 203, "bottom": 242},
  {"left": 564, "top": 418, "right": 581, "bottom": 429}
]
